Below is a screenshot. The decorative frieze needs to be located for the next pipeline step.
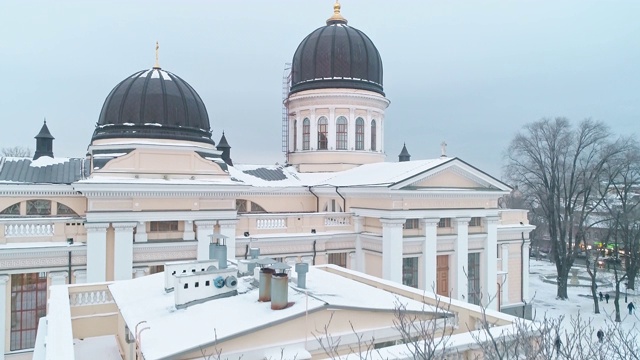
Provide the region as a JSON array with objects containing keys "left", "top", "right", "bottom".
[
  {"left": 0, "top": 250, "right": 87, "bottom": 271},
  {"left": 132, "top": 242, "right": 197, "bottom": 263}
]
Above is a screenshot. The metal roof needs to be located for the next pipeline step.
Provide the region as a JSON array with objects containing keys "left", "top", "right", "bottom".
[
  {"left": 0, "top": 158, "right": 88, "bottom": 184},
  {"left": 242, "top": 167, "right": 287, "bottom": 181}
]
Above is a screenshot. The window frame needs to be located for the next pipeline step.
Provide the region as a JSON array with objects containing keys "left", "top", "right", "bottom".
[
  {"left": 317, "top": 116, "right": 328, "bottom": 150},
  {"left": 370, "top": 119, "right": 377, "bottom": 151},
  {"left": 302, "top": 118, "right": 310, "bottom": 150},
  {"left": 149, "top": 221, "right": 179, "bottom": 232},
  {"left": 10, "top": 273, "right": 48, "bottom": 351},
  {"left": 355, "top": 117, "right": 365, "bottom": 150},
  {"left": 335, "top": 116, "right": 348, "bottom": 150}
]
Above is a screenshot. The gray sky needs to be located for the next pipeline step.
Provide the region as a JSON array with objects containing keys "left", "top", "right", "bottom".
[{"left": 1, "top": 0, "right": 638, "bottom": 178}]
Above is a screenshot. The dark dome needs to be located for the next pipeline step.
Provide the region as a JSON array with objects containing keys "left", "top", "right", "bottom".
[
  {"left": 290, "top": 5, "right": 383, "bottom": 96},
  {"left": 92, "top": 68, "right": 214, "bottom": 145}
]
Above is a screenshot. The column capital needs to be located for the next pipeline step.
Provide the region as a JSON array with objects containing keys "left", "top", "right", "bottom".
[
  {"left": 49, "top": 271, "right": 68, "bottom": 280},
  {"left": 113, "top": 222, "right": 138, "bottom": 231},
  {"left": 85, "top": 222, "right": 110, "bottom": 232},
  {"left": 218, "top": 219, "right": 238, "bottom": 228},
  {"left": 380, "top": 218, "right": 406, "bottom": 228},
  {"left": 454, "top": 217, "right": 471, "bottom": 225},
  {"left": 73, "top": 270, "right": 86, "bottom": 277},
  {"left": 0, "top": 274, "right": 9, "bottom": 285},
  {"left": 420, "top": 218, "right": 440, "bottom": 227},
  {"left": 195, "top": 220, "right": 216, "bottom": 228}
]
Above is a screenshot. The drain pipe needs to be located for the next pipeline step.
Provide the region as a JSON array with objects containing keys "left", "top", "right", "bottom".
[
  {"left": 312, "top": 240, "right": 317, "bottom": 265},
  {"left": 335, "top": 187, "right": 346, "bottom": 212},
  {"left": 308, "top": 186, "right": 319, "bottom": 212},
  {"left": 521, "top": 231, "right": 526, "bottom": 310}
]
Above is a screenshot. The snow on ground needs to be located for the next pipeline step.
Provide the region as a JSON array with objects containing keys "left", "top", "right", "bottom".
[
  {"left": 529, "top": 259, "right": 639, "bottom": 338},
  {"left": 73, "top": 335, "right": 121, "bottom": 360}
]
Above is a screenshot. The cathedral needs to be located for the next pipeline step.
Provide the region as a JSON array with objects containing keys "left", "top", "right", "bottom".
[{"left": 0, "top": 2, "right": 533, "bottom": 358}]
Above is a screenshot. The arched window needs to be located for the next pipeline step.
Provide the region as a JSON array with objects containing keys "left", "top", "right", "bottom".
[
  {"left": 0, "top": 202, "right": 20, "bottom": 215},
  {"left": 336, "top": 116, "right": 348, "bottom": 150},
  {"left": 355, "top": 117, "right": 364, "bottom": 150},
  {"left": 317, "top": 116, "right": 328, "bottom": 150},
  {"left": 293, "top": 120, "right": 297, "bottom": 151},
  {"left": 303, "top": 118, "right": 310, "bottom": 150},
  {"left": 371, "top": 119, "right": 377, "bottom": 151},
  {"left": 250, "top": 202, "right": 267, "bottom": 213},
  {"left": 57, "top": 203, "right": 79, "bottom": 216}
]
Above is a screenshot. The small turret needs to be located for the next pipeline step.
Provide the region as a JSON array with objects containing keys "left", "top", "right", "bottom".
[
  {"left": 398, "top": 143, "right": 411, "bottom": 162},
  {"left": 217, "top": 132, "right": 233, "bottom": 166},
  {"left": 34, "top": 119, "right": 54, "bottom": 160}
]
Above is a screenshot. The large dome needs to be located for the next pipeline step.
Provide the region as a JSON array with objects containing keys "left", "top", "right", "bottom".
[
  {"left": 92, "top": 67, "right": 213, "bottom": 145},
  {"left": 290, "top": 3, "right": 384, "bottom": 96}
]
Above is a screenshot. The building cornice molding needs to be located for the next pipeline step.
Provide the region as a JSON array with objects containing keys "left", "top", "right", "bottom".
[
  {"left": 0, "top": 246, "right": 87, "bottom": 272},
  {"left": 352, "top": 207, "right": 500, "bottom": 220},
  {"left": 86, "top": 210, "right": 238, "bottom": 223},
  {"left": 0, "top": 184, "right": 81, "bottom": 197},
  {"left": 288, "top": 91, "right": 390, "bottom": 109}
]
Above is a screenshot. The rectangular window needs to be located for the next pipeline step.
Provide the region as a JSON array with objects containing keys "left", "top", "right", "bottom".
[
  {"left": 469, "top": 217, "right": 481, "bottom": 227},
  {"left": 402, "top": 257, "right": 419, "bottom": 288},
  {"left": 303, "top": 120, "right": 310, "bottom": 150},
  {"left": 149, "top": 221, "right": 179, "bottom": 232},
  {"left": 11, "top": 273, "right": 48, "bottom": 351},
  {"left": 318, "top": 124, "right": 328, "bottom": 150},
  {"left": 26, "top": 200, "right": 51, "bottom": 216},
  {"left": 328, "top": 252, "right": 347, "bottom": 268},
  {"left": 355, "top": 121, "right": 364, "bottom": 150},
  {"left": 293, "top": 120, "right": 297, "bottom": 151},
  {"left": 404, "top": 219, "right": 420, "bottom": 230},
  {"left": 468, "top": 253, "right": 481, "bottom": 305},
  {"left": 336, "top": 119, "right": 348, "bottom": 150},
  {"left": 438, "top": 218, "right": 451, "bottom": 228}
]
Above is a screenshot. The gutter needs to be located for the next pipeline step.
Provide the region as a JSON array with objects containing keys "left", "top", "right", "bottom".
[{"left": 335, "top": 186, "right": 346, "bottom": 211}]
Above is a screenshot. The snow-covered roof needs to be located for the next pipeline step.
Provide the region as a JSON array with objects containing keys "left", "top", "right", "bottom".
[
  {"left": 0, "top": 156, "right": 88, "bottom": 184},
  {"left": 108, "top": 266, "right": 442, "bottom": 360},
  {"left": 229, "top": 157, "right": 457, "bottom": 188}
]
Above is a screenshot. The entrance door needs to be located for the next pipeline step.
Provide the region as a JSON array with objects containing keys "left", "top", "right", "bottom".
[{"left": 436, "top": 255, "right": 449, "bottom": 296}]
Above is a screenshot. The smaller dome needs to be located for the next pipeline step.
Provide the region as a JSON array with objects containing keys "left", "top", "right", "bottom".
[
  {"left": 92, "top": 68, "right": 213, "bottom": 145},
  {"left": 290, "top": 2, "right": 384, "bottom": 95}
]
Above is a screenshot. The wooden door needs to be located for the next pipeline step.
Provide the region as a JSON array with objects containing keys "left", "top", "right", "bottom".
[{"left": 436, "top": 255, "right": 449, "bottom": 296}]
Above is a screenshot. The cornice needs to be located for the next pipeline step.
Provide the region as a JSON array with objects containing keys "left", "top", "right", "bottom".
[
  {"left": 0, "top": 247, "right": 87, "bottom": 272},
  {"left": 0, "top": 184, "right": 81, "bottom": 197}
]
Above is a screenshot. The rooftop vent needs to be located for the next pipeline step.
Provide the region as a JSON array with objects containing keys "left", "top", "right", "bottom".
[
  {"left": 209, "top": 234, "right": 229, "bottom": 269},
  {"left": 174, "top": 266, "right": 238, "bottom": 309},
  {"left": 163, "top": 259, "right": 219, "bottom": 292},
  {"left": 295, "top": 263, "right": 309, "bottom": 289}
]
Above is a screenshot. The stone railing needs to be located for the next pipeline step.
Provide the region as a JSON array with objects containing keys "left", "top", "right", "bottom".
[
  {"left": 324, "top": 215, "right": 351, "bottom": 226},
  {"left": 256, "top": 218, "right": 287, "bottom": 229},
  {"left": 4, "top": 222, "right": 55, "bottom": 237},
  {"left": 69, "top": 288, "right": 114, "bottom": 306}
]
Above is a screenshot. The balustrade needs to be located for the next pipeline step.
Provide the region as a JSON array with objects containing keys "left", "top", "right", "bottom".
[
  {"left": 256, "top": 218, "right": 287, "bottom": 229},
  {"left": 69, "top": 289, "right": 114, "bottom": 306},
  {"left": 325, "top": 215, "right": 350, "bottom": 226},
  {"left": 4, "top": 222, "right": 55, "bottom": 237}
]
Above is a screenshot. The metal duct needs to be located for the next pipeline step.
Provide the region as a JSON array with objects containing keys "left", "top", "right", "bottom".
[
  {"left": 295, "top": 263, "right": 309, "bottom": 289},
  {"left": 259, "top": 268, "right": 275, "bottom": 302},
  {"left": 271, "top": 273, "right": 289, "bottom": 310}
]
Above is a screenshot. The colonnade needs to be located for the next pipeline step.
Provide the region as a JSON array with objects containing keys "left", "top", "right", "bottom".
[{"left": 86, "top": 219, "right": 237, "bottom": 283}]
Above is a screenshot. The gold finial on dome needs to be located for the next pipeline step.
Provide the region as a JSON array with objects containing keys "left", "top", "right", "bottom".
[
  {"left": 154, "top": 41, "right": 160, "bottom": 69},
  {"left": 326, "top": 0, "right": 348, "bottom": 25}
]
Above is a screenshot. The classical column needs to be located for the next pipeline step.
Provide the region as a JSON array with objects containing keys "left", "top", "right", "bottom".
[
  {"left": 86, "top": 222, "right": 109, "bottom": 283},
  {"left": 74, "top": 270, "right": 87, "bottom": 284},
  {"left": 310, "top": 108, "right": 317, "bottom": 150},
  {"left": 113, "top": 222, "right": 136, "bottom": 281},
  {"left": 49, "top": 271, "right": 68, "bottom": 286},
  {"left": 348, "top": 107, "right": 356, "bottom": 150},
  {"left": 454, "top": 217, "right": 470, "bottom": 302},
  {"left": 353, "top": 216, "right": 365, "bottom": 272},
  {"left": 134, "top": 221, "right": 147, "bottom": 243},
  {"left": 484, "top": 216, "right": 499, "bottom": 310},
  {"left": 421, "top": 218, "right": 440, "bottom": 292},
  {"left": 183, "top": 220, "right": 195, "bottom": 241},
  {"left": 328, "top": 107, "right": 335, "bottom": 150},
  {"left": 0, "top": 274, "right": 9, "bottom": 359},
  {"left": 195, "top": 220, "right": 216, "bottom": 261},
  {"left": 522, "top": 241, "right": 530, "bottom": 302},
  {"left": 380, "top": 218, "right": 405, "bottom": 283},
  {"left": 501, "top": 243, "right": 510, "bottom": 305},
  {"left": 218, "top": 219, "right": 238, "bottom": 261},
  {"left": 133, "top": 267, "right": 149, "bottom": 279}
]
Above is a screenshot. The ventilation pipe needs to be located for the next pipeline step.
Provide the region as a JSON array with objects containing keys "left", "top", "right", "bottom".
[
  {"left": 259, "top": 268, "right": 275, "bottom": 302},
  {"left": 271, "top": 273, "right": 289, "bottom": 310},
  {"left": 295, "top": 263, "right": 309, "bottom": 288},
  {"left": 250, "top": 248, "right": 260, "bottom": 259},
  {"left": 209, "top": 235, "right": 228, "bottom": 269}
]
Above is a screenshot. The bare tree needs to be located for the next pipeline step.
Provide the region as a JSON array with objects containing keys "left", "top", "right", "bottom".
[
  {"left": 504, "top": 118, "right": 626, "bottom": 299},
  {"left": 1, "top": 146, "right": 32, "bottom": 157}
]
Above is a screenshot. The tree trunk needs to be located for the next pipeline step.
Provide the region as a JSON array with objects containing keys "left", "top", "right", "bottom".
[
  {"left": 627, "top": 268, "right": 637, "bottom": 291},
  {"left": 556, "top": 264, "right": 570, "bottom": 299},
  {"left": 614, "top": 281, "right": 622, "bottom": 322}
]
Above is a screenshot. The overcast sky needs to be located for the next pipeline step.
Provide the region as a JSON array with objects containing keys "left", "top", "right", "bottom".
[{"left": 1, "top": 0, "right": 638, "bottom": 178}]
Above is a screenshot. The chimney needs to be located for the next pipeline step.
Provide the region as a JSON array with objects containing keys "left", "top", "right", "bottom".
[
  {"left": 258, "top": 268, "right": 275, "bottom": 302},
  {"left": 271, "top": 273, "right": 289, "bottom": 310},
  {"left": 250, "top": 247, "right": 260, "bottom": 259},
  {"left": 295, "top": 263, "right": 309, "bottom": 288}
]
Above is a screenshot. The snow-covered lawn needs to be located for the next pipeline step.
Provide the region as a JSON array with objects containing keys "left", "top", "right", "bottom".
[{"left": 529, "top": 259, "right": 639, "bottom": 337}]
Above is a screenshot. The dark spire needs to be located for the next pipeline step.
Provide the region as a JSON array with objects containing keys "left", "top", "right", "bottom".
[
  {"left": 398, "top": 143, "right": 411, "bottom": 162},
  {"left": 34, "top": 119, "right": 54, "bottom": 160},
  {"left": 216, "top": 132, "right": 233, "bottom": 166}
]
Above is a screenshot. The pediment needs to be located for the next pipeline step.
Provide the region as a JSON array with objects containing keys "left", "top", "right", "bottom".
[{"left": 391, "top": 158, "right": 510, "bottom": 191}]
